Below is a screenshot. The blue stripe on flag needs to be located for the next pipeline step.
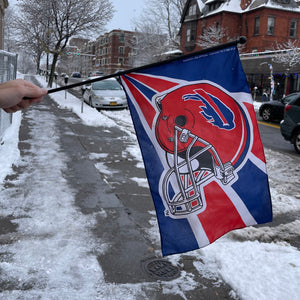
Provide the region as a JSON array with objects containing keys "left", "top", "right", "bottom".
[
  {"left": 139, "top": 46, "right": 250, "bottom": 94},
  {"left": 233, "top": 160, "right": 273, "bottom": 224},
  {"left": 124, "top": 75, "right": 156, "bottom": 102}
]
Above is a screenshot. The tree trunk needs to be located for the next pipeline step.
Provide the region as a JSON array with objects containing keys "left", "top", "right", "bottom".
[
  {"left": 36, "top": 53, "right": 42, "bottom": 75},
  {"left": 48, "top": 52, "right": 59, "bottom": 88}
]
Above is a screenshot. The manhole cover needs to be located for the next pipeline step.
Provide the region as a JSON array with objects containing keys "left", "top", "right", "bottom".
[{"left": 142, "top": 258, "right": 180, "bottom": 281}]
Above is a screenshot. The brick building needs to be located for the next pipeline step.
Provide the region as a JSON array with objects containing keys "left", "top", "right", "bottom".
[
  {"left": 93, "top": 29, "right": 136, "bottom": 75},
  {"left": 69, "top": 37, "right": 90, "bottom": 52},
  {"left": 180, "top": 0, "right": 300, "bottom": 53},
  {"left": 180, "top": 0, "right": 300, "bottom": 96},
  {"left": 58, "top": 30, "right": 136, "bottom": 76}
]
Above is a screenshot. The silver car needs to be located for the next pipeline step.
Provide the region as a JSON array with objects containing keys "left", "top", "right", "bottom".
[{"left": 82, "top": 78, "right": 127, "bottom": 109}]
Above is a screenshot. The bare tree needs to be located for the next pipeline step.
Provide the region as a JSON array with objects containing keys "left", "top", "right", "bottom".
[
  {"left": 272, "top": 40, "right": 300, "bottom": 72},
  {"left": 272, "top": 40, "right": 300, "bottom": 94},
  {"left": 4, "top": 6, "right": 17, "bottom": 52},
  {"left": 133, "top": 0, "right": 186, "bottom": 64},
  {"left": 15, "top": 0, "right": 114, "bottom": 87},
  {"left": 13, "top": 9, "right": 47, "bottom": 74},
  {"left": 132, "top": 23, "right": 169, "bottom": 65},
  {"left": 197, "top": 23, "right": 230, "bottom": 49}
]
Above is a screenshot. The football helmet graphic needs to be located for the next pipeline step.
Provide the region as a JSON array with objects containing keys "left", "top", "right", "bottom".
[{"left": 155, "top": 82, "right": 250, "bottom": 217}]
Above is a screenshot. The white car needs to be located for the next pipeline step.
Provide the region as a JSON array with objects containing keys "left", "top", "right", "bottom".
[{"left": 82, "top": 78, "right": 128, "bottom": 109}]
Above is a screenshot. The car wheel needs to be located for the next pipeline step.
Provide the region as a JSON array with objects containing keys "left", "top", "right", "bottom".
[
  {"left": 261, "top": 107, "right": 272, "bottom": 121},
  {"left": 293, "top": 129, "right": 300, "bottom": 154}
]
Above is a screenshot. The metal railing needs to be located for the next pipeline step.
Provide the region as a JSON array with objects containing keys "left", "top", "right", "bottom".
[{"left": 0, "top": 50, "right": 18, "bottom": 137}]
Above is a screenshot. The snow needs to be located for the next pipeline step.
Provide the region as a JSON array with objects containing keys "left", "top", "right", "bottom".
[
  {"left": 0, "top": 74, "right": 299, "bottom": 299},
  {"left": 0, "top": 111, "right": 21, "bottom": 183},
  {"left": 199, "top": 0, "right": 300, "bottom": 17}
]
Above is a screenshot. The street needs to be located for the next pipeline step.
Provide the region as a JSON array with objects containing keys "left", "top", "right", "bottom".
[{"left": 256, "top": 117, "right": 297, "bottom": 156}]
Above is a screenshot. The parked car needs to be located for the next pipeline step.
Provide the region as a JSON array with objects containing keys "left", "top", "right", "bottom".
[
  {"left": 88, "top": 71, "right": 104, "bottom": 77},
  {"left": 82, "top": 78, "right": 127, "bottom": 109},
  {"left": 259, "top": 92, "right": 300, "bottom": 122},
  {"left": 71, "top": 72, "right": 81, "bottom": 78},
  {"left": 280, "top": 96, "right": 300, "bottom": 154}
]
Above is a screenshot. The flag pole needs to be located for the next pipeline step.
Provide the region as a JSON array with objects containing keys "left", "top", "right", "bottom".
[{"left": 47, "top": 36, "right": 247, "bottom": 95}]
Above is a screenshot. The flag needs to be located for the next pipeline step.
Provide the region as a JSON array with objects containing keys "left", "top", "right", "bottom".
[{"left": 120, "top": 45, "right": 272, "bottom": 256}]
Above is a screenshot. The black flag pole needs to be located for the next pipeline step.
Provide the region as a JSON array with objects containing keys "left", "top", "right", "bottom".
[{"left": 47, "top": 36, "right": 247, "bottom": 95}]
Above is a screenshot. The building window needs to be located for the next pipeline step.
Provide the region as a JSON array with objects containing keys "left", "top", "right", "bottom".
[
  {"left": 208, "top": 2, "right": 222, "bottom": 12},
  {"left": 186, "top": 28, "right": 191, "bottom": 42},
  {"left": 254, "top": 17, "right": 260, "bottom": 35},
  {"left": 120, "top": 34, "right": 125, "bottom": 43},
  {"left": 185, "top": 21, "right": 197, "bottom": 51},
  {"left": 188, "top": 3, "right": 197, "bottom": 16},
  {"left": 267, "top": 17, "right": 275, "bottom": 35},
  {"left": 290, "top": 20, "right": 297, "bottom": 38},
  {"left": 119, "top": 46, "right": 124, "bottom": 55},
  {"left": 118, "top": 58, "right": 124, "bottom": 65},
  {"left": 186, "top": 23, "right": 196, "bottom": 43}
]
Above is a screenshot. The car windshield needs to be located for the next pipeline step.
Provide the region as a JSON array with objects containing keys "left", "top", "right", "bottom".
[
  {"left": 92, "top": 80, "right": 122, "bottom": 90},
  {"left": 283, "top": 93, "right": 300, "bottom": 104}
]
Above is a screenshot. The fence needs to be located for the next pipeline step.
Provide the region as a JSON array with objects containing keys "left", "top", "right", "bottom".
[{"left": 0, "top": 50, "right": 18, "bottom": 137}]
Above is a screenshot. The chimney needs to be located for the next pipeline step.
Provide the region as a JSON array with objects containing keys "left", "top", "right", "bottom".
[{"left": 240, "top": 0, "right": 252, "bottom": 10}]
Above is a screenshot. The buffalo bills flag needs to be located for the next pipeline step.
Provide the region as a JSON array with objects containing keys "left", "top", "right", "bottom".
[{"left": 120, "top": 43, "right": 272, "bottom": 256}]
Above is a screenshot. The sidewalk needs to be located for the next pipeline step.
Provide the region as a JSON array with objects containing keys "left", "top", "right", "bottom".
[{"left": 0, "top": 76, "right": 235, "bottom": 299}]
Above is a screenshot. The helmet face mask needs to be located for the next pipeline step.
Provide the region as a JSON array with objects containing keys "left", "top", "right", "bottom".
[
  {"left": 162, "top": 126, "right": 235, "bottom": 217},
  {"left": 155, "top": 82, "right": 247, "bottom": 218}
]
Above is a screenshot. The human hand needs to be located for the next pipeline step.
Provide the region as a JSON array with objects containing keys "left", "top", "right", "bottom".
[{"left": 0, "top": 79, "right": 48, "bottom": 113}]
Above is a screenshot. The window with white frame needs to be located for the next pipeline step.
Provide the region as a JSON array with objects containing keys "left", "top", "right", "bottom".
[{"left": 267, "top": 16, "right": 275, "bottom": 35}]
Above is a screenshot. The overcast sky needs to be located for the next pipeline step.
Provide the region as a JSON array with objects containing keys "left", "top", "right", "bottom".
[
  {"left": 9, "top": 0, "right": 146, "bottom": 32},
  {"left": 107, "top": 0, "right": 146, "bottom": 31}
]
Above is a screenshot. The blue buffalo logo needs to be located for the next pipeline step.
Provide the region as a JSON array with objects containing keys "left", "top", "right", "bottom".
[{"left": 183, "top": 89, "right": 235, "bottom": 130}]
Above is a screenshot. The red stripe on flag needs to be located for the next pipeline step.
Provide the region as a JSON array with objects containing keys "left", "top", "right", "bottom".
[
  {"left": 245, "top": 103, "right": 266, "bottom": 163},
  {"left": 231, "top": 111, "right": 248, "bottom": 167},
  {"left": 122, "top": 76, "right": 157, "bottom": 128},
  {"left": 125, "top": 73, "right": 179, "bottom": 92},
  {"left": 197, "top": 181, "right": 246, "bottom": 243}
]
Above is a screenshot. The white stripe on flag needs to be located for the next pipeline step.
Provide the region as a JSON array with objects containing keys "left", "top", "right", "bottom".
[
  {"left": 248, "top": 152, "right": 268, "bottom": 174},
  {"left": 188, "top": 213, "right": 210, "bottom": 248}
]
